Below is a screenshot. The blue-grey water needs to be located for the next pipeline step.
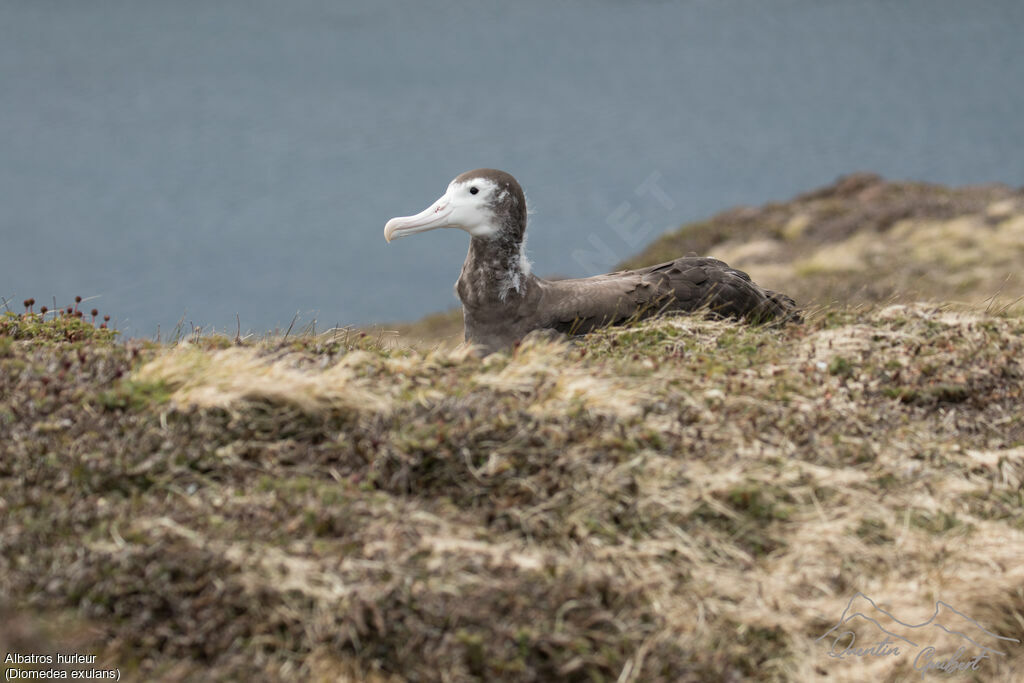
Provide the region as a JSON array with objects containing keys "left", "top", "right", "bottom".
[{"left": 2, "top": 1, "right": 1023, "bottom": 336}]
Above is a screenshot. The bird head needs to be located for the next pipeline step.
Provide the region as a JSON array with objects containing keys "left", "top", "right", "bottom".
[{"left": 384, "top": 169, "right": 526, "bottom": 243}]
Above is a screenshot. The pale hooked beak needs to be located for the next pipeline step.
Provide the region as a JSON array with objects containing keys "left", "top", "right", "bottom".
[{"left": 384, "top": 194, "right": 454, "bottom": 243}]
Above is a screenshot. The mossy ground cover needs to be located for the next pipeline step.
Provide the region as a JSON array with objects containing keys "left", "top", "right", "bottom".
[{"left": 3, "top": 302, "right": 1024, "bottom": 681}]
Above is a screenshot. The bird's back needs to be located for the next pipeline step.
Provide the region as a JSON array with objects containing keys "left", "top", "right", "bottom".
[{"left": 536, "top": 256, "right": 798, "bottom": 335}]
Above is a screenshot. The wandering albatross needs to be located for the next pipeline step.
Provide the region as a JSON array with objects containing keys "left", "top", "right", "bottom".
[{"left": 385, "top": 169, "right": 799, "bottom": 353}]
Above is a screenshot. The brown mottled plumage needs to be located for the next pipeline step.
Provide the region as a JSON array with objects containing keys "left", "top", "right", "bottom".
[{"left": 385, "top": 169, "right": 799, "bottom": 353}]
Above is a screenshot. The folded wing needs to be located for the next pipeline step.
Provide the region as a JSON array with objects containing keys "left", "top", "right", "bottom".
[{"left": 537, "top": 256, "right": 798, "bottom": 335}]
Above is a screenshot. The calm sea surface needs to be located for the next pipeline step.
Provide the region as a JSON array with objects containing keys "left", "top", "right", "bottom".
[{"left": 2, "top": 1, "right": 1022, "bottom": 335}]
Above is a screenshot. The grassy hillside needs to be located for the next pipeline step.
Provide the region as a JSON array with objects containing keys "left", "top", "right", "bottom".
[
  {"left": 623, "top": 172, "right": 1024, "bottom": 311},
  {"left": 3, "top": 175, "right": 1024, "bottom": 682}
]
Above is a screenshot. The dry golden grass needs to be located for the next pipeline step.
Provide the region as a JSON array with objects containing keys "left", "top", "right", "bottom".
[{"left": 135, "top": 345, "right": 393, "bottom": 416}]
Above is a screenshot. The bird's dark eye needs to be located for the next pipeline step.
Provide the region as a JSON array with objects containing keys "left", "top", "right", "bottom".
[{"left": 469, "top": 187, "right": 478, "bottom": 195}]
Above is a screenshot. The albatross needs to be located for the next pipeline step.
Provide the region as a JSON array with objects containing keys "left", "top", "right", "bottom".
[{"left": 385, "top": 169, "right": 798, "bottom": 353}]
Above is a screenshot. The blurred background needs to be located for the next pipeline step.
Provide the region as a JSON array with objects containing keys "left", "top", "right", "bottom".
[{"left": 2, "top": 0, "right": 1022, "bottom": 336}]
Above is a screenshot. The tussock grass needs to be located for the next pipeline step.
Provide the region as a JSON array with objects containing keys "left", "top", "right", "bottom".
[
  {"left": 3, "top": 302, "right": 1024, "bottom": 681},
  {"left": 135, "top": 345, "right": 393, "bottom": 416}
]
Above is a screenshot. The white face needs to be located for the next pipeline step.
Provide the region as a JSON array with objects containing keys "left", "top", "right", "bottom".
[{"left": 384, "top": 178, "right": 500, "bottom": 243}]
